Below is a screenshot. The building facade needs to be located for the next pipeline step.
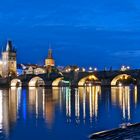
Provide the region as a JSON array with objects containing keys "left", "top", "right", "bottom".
[
  {"left": 45, "top": 49, "right": 55, "bottom": 67},
  {"left": 23, "top": 64, "right": 46, "bottom": 75},
  {"left": 2, "top": 41, "right": 17, "bottom": 77},
  {"left": 0, "top": 41, "right": 58, "bottom": 77}
]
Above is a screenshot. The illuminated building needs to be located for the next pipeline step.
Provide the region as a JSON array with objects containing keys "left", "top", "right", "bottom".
[
  {"left": 25, "top": 66, "right": 34, "bottom": 74},
  {"left": 120, "top": 65, "right": 130, "bottom": 71},
  {"left": 22, "top": 64, "right": 46, "bottom": 75},
  {"left": 0, "top": 60, "right": 3, "bottom": 76},
  {"left": 64, "top": 65, "right": 79, "bottom": 72},
  {"left": 34, "top": 68, "right": 45, "bottom": 75},
  {"left": 2, "top": 41, "right": 17, "bottom": 77},
  {"left": 45, "top": 49, "right": 55, "bottom": 67}
]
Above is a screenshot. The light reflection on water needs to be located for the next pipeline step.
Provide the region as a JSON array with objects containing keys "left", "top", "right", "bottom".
[
  {"left": 0, "top": 86, "right": 139, "bottom": 140},
  {"left": 111, "top": 86, "right": 137, "bottom": 121}
]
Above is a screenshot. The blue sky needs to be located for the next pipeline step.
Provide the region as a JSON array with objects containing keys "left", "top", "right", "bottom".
[{"left": 0, "top": 0, "right": 140, "bottom": 69}]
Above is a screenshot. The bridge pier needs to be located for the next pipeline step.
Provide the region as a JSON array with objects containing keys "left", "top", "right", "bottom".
[
  {"left": 101, "top": 79, "right": 111, "bottom": 87},
  {"left": 71, "top": 81, "right": 78, "bottom": 88},
  {"left": 136, "top": 79, "right": 140, "bottom": 86}
]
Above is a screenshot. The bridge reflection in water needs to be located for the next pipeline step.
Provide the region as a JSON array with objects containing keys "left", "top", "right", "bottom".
[
  {"left": 111, "top": 86, "right": 138, "bottom": 121},
  {"left": 0, "top": 86, "right": 139, "bottom": 140}
]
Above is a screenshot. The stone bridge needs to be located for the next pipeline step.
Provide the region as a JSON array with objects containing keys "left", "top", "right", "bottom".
[
  {"left": 1, "top": 69, "right": 140, "bottom": 87},
  {"left": 63, "top": 70, "right": 140, "bottom": 86}
]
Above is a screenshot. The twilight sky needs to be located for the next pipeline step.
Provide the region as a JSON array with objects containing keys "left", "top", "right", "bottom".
[{"left": 0, "top": 0, "right": 140, "bottom": 69}]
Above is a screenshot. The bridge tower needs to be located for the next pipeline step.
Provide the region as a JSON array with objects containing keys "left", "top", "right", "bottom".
[
  {"left": 45, "top": 48, "right": 55, "bottom": 67},
  {"left": 2, "top": 40, "right": 17, "bottom": 77}
]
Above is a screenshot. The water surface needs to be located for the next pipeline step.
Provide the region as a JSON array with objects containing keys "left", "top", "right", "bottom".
[{"left": 0, "top": 86, "right": 139, "bottom": 140}]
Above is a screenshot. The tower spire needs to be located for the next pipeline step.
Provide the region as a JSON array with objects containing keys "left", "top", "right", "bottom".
[
  {"left": 48, "top": 48, "right": 53, "bottom": 59},
  {"left": 6, "top": 40, "right": 12, "bottom": 52},
  {"left": 47, "top": 43, "right": 53, "bottom": 59}
]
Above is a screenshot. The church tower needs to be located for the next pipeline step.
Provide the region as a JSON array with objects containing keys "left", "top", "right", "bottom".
[
  {"left": 2, "top": 40, "right": 17, "bottom": 77},
  {"left": 45, "top": 48, "right": 55, "bottom": 67}
]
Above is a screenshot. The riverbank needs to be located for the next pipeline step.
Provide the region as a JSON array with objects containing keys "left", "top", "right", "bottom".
[{"left": 89, "top": 123, "right": 140, "bottom": 140}]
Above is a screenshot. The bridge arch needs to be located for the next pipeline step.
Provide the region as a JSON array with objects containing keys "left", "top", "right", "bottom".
[
  {"left": 28, "top": 76, "right": 45, "bottom": 87},
  {"left": 78, "top": 75, "right": 99, "bottom": 86},
  {"left": 58, "top": 72, "right": 63, "bottom": 76},
  {"left": 11, "top": 79, "right": 22, "bottom": 87},
  {"left": 111, "top": 74, "right": 136, "bottom": 86},
  {"left": 52, "top": 77, "right": 64, "bottom": 87}
]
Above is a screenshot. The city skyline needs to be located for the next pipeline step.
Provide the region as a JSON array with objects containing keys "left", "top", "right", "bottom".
[{"left": 0, "top": 39, "right": 139, "bottom": 70}]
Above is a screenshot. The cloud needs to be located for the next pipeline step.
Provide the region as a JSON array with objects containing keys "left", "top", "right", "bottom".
[{"left": 111, "top": 50, "right": 140, "bottom": 57}]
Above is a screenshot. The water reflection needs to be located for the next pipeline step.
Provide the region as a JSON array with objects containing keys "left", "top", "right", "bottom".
[
  {"left": 0, "top": 86, "right": 139, "bottom": 140},
  {"left": 64, "top": 86, "right": 101, "bottom": 124},
  {"left": 0, "top": 88, "right": 21, "bottom": 139},
  {"left": 79, "top": 86, "right": 101, "bottom": 121},
  {"left": 111, "top": 86, "right": 138, "bottom": 121},
  {"left": 66, "top": 87, "right": 71, "bottom": 118},
  {"left": 28, "top": 87, "right": 55, "bottom": 127}
]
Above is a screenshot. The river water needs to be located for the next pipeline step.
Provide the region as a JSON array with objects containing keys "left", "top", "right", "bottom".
[{"left": 0, "top": 86, "right": 139, "bottom": 140}]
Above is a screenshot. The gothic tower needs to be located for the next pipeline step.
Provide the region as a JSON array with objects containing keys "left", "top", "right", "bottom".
[
  {"left": 45, "top": 48, "right": 55, "bottom": 67},
  {"left": 2, "top": 40, "right": 17, "bottom": 77}
]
